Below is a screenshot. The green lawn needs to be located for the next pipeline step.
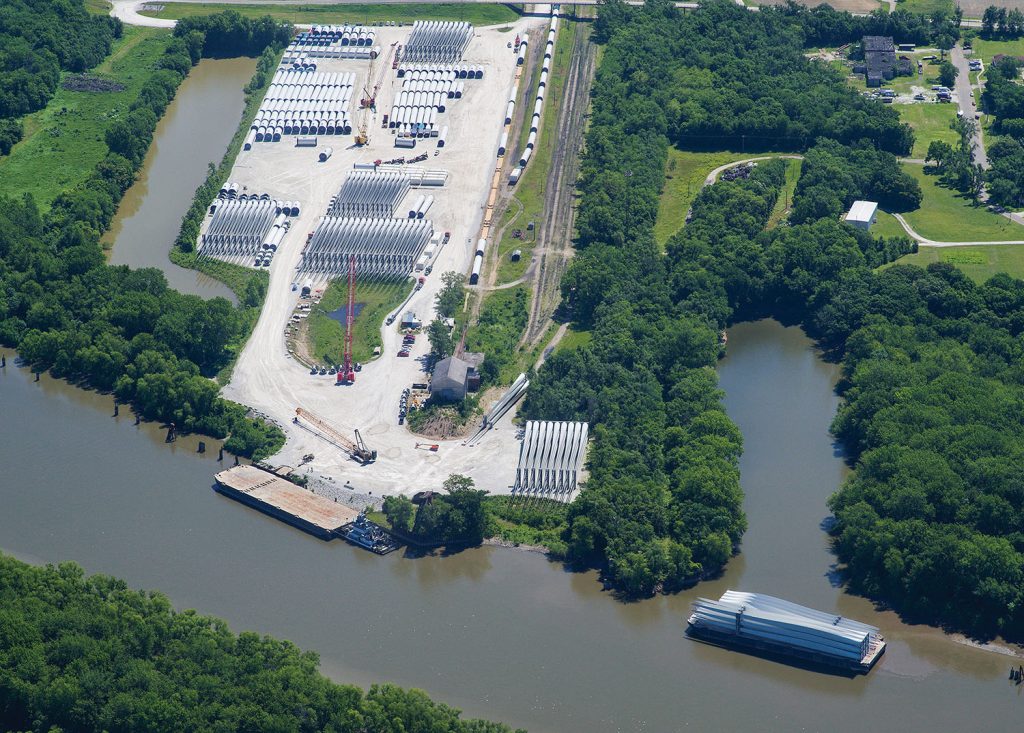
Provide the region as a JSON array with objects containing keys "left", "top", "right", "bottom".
[
  {"left": 0, "top": 26, "right": 170, "bottom": 208},
  {"left": 767, "top": 158, "right": 802, "bottom": 229},
  {"left": 494, "top": 19, "right": 577, "bottom": 285},
  {"left": 143, "top": 2, "right": 519, "bottom": 25},
  {"left": 554, "top": 326, "right": 591, "bottom": 353},
  {"left": 894, "top": 0, "right": 954, "bottom": 14},
  {"left": 970, "top": 38, "right": 1024, "bottom": 66},
  {"left": 307, "top": 280, "right": 409, "bottom": 365},
  {"left": 873, "top": 210, "right": 910, "bottom": 239},
  {"left": 898, "top": 103, "right": 959, "bottom": 159},
  {"left": 900, "top": 163, "right": 1024, "bottom": 242},
  {"left": 891, "top": 245, "right": 1024, "bottom": 282},
  {"left": 654, "top": 149, "right": 747, "bottom": 245}
]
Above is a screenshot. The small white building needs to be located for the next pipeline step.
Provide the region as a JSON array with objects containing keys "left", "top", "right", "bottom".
[{"left": 845, "top": 200, "right": 878, "bottom": 230}]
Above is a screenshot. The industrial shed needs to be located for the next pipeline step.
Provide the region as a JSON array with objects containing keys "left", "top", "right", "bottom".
[
  {"left": 844, "top": 200, "right": 877, "bottom": 230},
  {"left": 512, "top": 420, "right": 589, "bottom": 503},
  {"left": 430, "top": 356, "right": 471, "bottom": 402}
]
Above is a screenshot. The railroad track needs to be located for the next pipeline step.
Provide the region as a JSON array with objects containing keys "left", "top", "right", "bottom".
[{"left": 520, "top": 18, "right": 596, "bottom": 348}]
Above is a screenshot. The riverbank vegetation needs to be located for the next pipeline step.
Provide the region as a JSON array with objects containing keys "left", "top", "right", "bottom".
[
  {"left": 142, "top": 2, "right": 520, "bottom": 27},
  {"left": 532, "top": 0, "right": 1024, "bottom": 636},
  {"left": 0, "top": 552, "right": 523, "bottom": 732},
  {"left": 0, "top": 8, "right": 291, "bottom": 460}
]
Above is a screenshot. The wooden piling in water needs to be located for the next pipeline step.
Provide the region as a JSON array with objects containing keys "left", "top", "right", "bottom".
[{"left": 198, "top": 441, "right": 206, "bottom": 454}]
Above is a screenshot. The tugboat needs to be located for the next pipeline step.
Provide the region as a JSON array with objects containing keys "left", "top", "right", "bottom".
[{"left": 340, "top": 513, "right": 400, "bottom": 555}]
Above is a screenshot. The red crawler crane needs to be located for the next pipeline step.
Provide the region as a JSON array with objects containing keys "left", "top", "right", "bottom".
[{"left": 341, "top": 254, "right": 357, "bottom": 384}]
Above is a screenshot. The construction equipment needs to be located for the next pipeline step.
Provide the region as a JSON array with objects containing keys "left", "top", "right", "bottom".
[
  {"left": 294, "top": 408, "right": 377, "bottom": 463},
  {"left": 361, "top": 42, "right": 397, "bottom": 109},
  {"left": 341, "top": 254, "right": 357, "bottom": 383},
  {"left": 415, "top": 443, "right": 439, "bottom": 452}
]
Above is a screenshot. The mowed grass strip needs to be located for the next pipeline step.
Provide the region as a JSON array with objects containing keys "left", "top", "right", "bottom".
[
  {"left": 899, "top": 163, "right": 1024, "bottom": 242},
  {"left": 308, "top": 279, "right": 409, "bottom": 365},
  {"left": 898, "top": 103, "right": 959, "bottom": 159},
  {"left": 143, "top": 3, "right": 520, "bottom": 26},
  {"left": 766, "top": 158, "right": 802, "bottom": 229},
  {"left": 654, "top": 149, "right": 747, "bottom": 245},
  {"left": 891, "top": 245, "right": 1024, "bottom": 282},
  {"left": 0, "top": 26, "right": 170, "bottom": 208},
  {"left": 872, "top": 210, "right": 911, "bottom": 240},
  {"left": 495, "top": 19, "right": 577, "bottom": 285}
]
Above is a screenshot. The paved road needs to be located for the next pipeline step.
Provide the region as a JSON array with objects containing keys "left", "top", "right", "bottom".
[{"left": 951, "top": 42, "right": 988, "bottom": 169}]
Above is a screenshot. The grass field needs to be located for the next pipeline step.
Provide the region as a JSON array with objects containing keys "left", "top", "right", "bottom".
[
  {"left": 654, "top": 149, "right": 748, "bottom": 246},
  {"left": 873, "top": 210, "right": 910, "bottom": 239},
  {"left": 767, "top": 158, "right": 802, "bottom": 229},
  {"left": 143, "top": 2, "right": 519, "bottom": 25},
  {"left": 308, "top": 280, "right": 409, "bottom": 365},
  {"left": 900, "top": 163, "right": 1024, "bottom": 242},
  {"left": 894, "top": 0, "right": 954, "bottom": 14},
  {"left": 890, "top": 245, "right": 1024, "bottom": 281},
  {"left": 970, "top": 38, "right": 1024, "bottom": 65},
  {"left": 898, "top": 103, "right": 960, "bottom": 159},
  {"left": 554, "top": 326, "right": 591, "bottom": 353},
  {"left": 494, "top": 20, "right": 576, "bottom": 285},
  {"left": 0, "top": 26, "right": 169, "bottom": 208}
]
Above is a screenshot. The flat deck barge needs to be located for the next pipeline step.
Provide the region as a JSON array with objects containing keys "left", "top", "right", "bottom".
[{"left": 214, "top": 465, "right": 358, "bottom": 539}]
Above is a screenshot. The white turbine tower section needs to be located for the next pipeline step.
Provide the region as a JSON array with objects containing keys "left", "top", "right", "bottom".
[{"left": 512, "top": 420, "right": 589, "bottom": 503}]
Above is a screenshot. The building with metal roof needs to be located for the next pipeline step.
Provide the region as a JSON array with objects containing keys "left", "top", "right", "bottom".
[
  {"left": 430, "top": 356, "right": 470, "bottom": 402},
  {"left": 844, "top": 200, "right": 878, "bottom": 230}
]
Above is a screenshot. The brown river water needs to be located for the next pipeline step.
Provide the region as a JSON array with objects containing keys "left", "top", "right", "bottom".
[
  {"left": 102, "top": 57, "right": 256, "bottom": 302},
  {"left": 1, "top": 321, "right": 1019, "bottom": 732},
  {"left": 2, "top": 59, "right": 1021, "bottom": 733}
]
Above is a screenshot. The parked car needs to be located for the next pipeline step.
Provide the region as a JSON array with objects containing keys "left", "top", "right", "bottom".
[{"left": 398, "top": 350, "right": 410, "bottom": 357}]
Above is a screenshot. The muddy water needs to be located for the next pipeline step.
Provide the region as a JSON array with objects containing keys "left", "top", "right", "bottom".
[
  {"left": 103, "top": 57, "right": 255, "bottom": 302},
  {"left": 0, "top": 320, "right": 1019, "bottom": 733}
]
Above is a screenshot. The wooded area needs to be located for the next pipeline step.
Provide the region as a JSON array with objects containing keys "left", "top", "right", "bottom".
[
  {"left": 0, "top": 10, "right": 291, "bottom": 459},
  {"left": 0, "top": 0, "right": 121, "bottom": 154},
  {"left": 0, "top": 552, "right": 522, "bottom": 732},
  {"left": 526, "top": 0, "right": 1024, "bottom": 639}
]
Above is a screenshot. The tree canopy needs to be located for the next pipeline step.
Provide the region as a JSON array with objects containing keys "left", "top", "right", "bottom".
[{"left": 0, "top": 552, "right": 523, "bottom": 733}]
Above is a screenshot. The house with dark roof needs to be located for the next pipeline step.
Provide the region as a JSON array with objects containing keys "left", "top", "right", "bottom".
[
  {"left": 861, "top": 36, "right": 897, "bottom": 87},
  {"left": 430, "top": 356, "right": 471, "bottom": 402}
]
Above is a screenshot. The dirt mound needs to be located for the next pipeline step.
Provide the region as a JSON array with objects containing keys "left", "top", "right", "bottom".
[{"left": 62, "top": 74, "right": 125, "bottom": 93}]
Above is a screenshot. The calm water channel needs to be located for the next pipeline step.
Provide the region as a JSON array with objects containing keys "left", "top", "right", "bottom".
[
  {"left": 102, "top": 57, "right": 256, "bottom": 302},
  {"left": 0, "top": 320, "right": 1018, "bottom": 733}
]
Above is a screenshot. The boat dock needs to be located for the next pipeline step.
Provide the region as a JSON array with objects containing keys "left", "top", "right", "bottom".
[
  {"left": 687, "top": 590, "right": 886, "bottom": 674},
  {"left": 214, "top": 464, "right": 358, "bottom": 540}
]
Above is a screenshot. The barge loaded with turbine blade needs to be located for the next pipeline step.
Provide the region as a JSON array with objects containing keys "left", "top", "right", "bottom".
[{"left": 686, "top": 590, "right": 886, "bottom": 674}]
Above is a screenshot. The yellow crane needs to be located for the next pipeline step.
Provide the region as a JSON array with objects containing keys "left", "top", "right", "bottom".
[
  {"left": 293, "top": 408, "right": 376, "bottom": 463},
  {"left": 354, "top": 43, "right": 398, "bottom": 146}
]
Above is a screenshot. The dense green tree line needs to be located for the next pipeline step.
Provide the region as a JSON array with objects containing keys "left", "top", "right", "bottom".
[
  {"left": 982, "top": 56, "right": 1024, "bottom": 208},
  {"left": 383, "top": 475, "right": 490, "bottom": 546},
  {"left": 533, "top": 0, "right": 1024, "bottom": 635},
  {"left": 525, "top": 0, "right": 915, "bottom": 597},
  {"left": 0, "top": 13, "right": 292, "bottom": 458},
  {"left": 0, "top": 552, "right": 522, "bottom": 732}
]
